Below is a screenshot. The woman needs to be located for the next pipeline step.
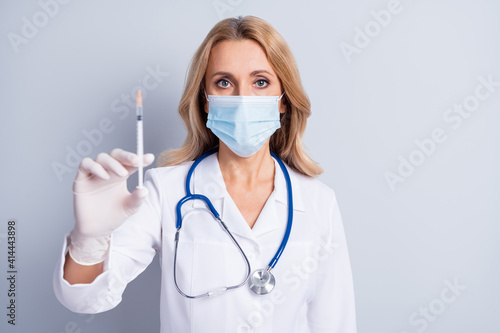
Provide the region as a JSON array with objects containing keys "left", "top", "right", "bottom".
[{"left": 54, "top": 16, "right": 357, "bottom": 332}]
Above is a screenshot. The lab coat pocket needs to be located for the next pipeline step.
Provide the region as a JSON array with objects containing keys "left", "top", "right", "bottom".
[
  {"left": 173, "top": 239, "right": 229, "bottom": 297},
  {"left": 273, "top": 241, "right": 317, "bottom": 303},
  {"left": 175, "top": 239, "right": 234, "bottom": 332},
  {"left": 169, "top": 208, "right": 248, "bottom": 331},
  {"left": 173, "top": 208, "right": 246, "bottom": 297}
]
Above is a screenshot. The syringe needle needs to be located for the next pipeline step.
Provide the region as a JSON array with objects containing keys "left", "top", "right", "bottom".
[{"left": 136, "top": 90, "right": 144, "bottom": 188}]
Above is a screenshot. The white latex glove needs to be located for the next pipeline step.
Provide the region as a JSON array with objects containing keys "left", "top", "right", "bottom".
[{"left": 69, "top": 148, "right": 155, "bottom": 265}]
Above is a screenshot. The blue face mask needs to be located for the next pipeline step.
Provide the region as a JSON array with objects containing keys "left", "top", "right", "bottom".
[{"left": 206, "top": 94, "right": 284, "bottom": 157}]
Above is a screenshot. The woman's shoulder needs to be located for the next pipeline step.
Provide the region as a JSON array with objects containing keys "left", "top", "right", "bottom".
[
  {"left": 287, "top": 165, "right": 337, "bottom": 202},
  {"left": 145, "top": 160, "right": 195, "bottom": 183}
]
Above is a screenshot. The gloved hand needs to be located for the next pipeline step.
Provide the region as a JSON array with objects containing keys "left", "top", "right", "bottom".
[{"left": 68, "top": 148, "right": 155, "bottom": 265}]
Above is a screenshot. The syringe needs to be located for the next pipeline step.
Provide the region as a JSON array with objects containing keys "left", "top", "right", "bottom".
[{"left": 136, "top": 90, "right": 144, "bottom": 188}]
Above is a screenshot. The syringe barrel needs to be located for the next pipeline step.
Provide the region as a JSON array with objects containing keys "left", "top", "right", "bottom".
[{"left": 136, "top": 105, "right": 143, "bottom": 119}]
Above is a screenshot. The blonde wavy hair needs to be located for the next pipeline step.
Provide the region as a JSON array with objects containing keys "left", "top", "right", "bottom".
[{"left": 158, "top": 16, "right": 323, "bottom": 176}]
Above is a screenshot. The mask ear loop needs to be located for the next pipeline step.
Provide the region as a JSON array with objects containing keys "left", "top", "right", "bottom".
[{"left": 278, "top": 92, "right": 287, "bottom": 118}]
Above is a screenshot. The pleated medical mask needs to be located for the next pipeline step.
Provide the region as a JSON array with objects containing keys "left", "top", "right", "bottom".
[{"left": 206, "top": 94, "right": 283, "bottom": 157}]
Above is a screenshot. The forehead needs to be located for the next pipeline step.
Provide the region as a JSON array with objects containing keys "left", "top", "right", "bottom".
[{"left": 206, "top": 39, "right": 275, "bottom": 75}]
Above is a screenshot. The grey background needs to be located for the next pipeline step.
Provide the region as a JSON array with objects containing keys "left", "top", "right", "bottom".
[{"left": 1, "top": 0, "right": 499, "bottom": 332}]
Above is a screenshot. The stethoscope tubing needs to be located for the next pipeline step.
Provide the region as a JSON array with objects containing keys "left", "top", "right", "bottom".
[
  {"left": 267, "top": 151, "right": 293, "bottom": 270},
  {"left": 173, "top": 216, "right": 252, "bottom": 299},
  {"left": 173, "top": 148, "right": 293, "bottom": 298}
]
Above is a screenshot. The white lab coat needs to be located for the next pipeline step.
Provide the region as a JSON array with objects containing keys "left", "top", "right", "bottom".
[{"left": 53, "top": 153, "right": 357, "bottom": 333}]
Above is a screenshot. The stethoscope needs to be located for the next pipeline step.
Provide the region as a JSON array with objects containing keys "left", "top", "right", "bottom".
[{"left": 173, "top": 148, "right": 293, "bottom": 298}]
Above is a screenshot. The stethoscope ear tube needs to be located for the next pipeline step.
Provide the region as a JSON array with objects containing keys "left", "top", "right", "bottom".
[
  {"left": 175, "top": 194, "right": 220, "bottom": 229},
  {"left": 246, "top": 151, "right": 292, "bottom": 296},
  {"left": 176, "top": 148, "right": 220, "bottom": 229},
  {"left": 267, "top": 151, "right": 293, "bottom": 269}
]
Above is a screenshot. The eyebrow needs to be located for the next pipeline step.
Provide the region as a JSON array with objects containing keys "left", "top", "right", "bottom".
[
  {"left": 211, "top": 71, "right": 233, "bottom": 78},
  {"left": 250, "top": 70, "right": 274, "bottom": 77},
  {"left": 210, "top": 70, "right": 275, "bottom": 78}
]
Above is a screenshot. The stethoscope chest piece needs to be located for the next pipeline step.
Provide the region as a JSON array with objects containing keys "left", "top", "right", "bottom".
[{"left": 248, "top": 268, "right": 275, "bottom": 295}]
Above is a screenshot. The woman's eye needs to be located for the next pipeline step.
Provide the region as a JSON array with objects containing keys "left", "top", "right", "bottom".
[
  {"left": 217, "top": 79, "right": 231, "bottom": 88},
  {"left": 255, "top": 79, "right": 269, "bottom": 88}
]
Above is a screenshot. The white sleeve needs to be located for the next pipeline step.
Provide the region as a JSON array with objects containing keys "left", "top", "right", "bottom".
[
  {"left": 53, "top": 169, "right": 162, "bottom": 314},
  {"left": 307, "top": 192, "right": 357, "bottom": 333}
]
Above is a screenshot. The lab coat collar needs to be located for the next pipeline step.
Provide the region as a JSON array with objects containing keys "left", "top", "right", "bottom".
[{"left": 190, "top": 152, "right": 305, "bottom": 240}]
